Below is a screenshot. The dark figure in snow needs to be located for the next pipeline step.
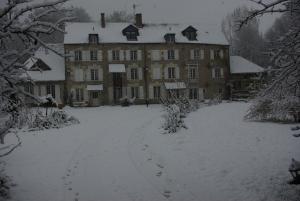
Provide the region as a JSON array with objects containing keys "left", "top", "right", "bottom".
[{"left": 146, "top": 99, "right": 149, "bottom": 107}]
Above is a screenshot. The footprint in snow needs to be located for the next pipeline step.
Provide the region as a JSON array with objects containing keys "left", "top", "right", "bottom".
[
  {"left": 68, "top": 187, "right": 72, "bottom": 191},
  {"left": 156, "top": 163, "right": 164, "bottom": 169},
  {"left": 163, "top": 190, "right": 171, "bottom": 198},
  {"left": 156, "top": 171, "right": 162, "bottom": 177}
]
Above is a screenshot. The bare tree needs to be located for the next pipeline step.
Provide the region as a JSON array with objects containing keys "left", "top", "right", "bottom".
[
  {"left": 243, "top": 0, "right": 300, "bottom": 122},
  {"left": 0, "top": 0, "right": 72, "bottom": 157},
  {"left": 106, "top": 10, "right": 134, "bottom": 23}
]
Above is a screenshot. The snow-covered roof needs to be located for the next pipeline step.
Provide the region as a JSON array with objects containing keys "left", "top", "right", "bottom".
[
  {"left": 230, "top": 56, "right": 264, "bottom": 74},
  {"left": 165, "top": 82, "right": 186, "bottom": 90},
  {"left": 109, "top": 64, "right": 126, "bottom": 73},
  {"left": 87, "top": 85, "right": 103, "bottom": 91},
  {"left": 64, "top": 22, "right": 229, "bottom": 45},
  {"left": 24, "top": 44, "right": 65, "bottom": 81}
]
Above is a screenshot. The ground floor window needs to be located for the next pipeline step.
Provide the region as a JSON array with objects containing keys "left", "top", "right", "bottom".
[
  {"left": 131, "top": 87, "right": 139, "bottom": 98},
  {"left": 24, "top": 84, "right": 34, "bottom": 95},
  {"left": 46, "top": 84, "right": 55, "bottom": 98},
  {"left": 153, "top": 86, "right": 161, "bottom": 99},
  {"left": 75, "top": 88, "right": 84, "bottom": 101},
  {"left": 189, "top": 88, "right": 198, "bottom": 99},
  {"left": 91, "top": 91, "right": 98, "bottom": 99},
  {"left": 168, "top": 89, "right": 180, "bottom": 99}
]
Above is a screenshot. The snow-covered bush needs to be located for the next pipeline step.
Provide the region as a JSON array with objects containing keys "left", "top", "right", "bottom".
[
  {"left": 28, "top": 110, "right": 79, "bottom": 131},
  {"left": 119, "top": 96, "right": 135, "bottom": 106},
  {"left": 162, "top": 104, "right": 186, "bottom": 133}
]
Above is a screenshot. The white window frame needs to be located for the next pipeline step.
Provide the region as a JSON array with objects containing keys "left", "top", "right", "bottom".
[
  {"left": 90, "top": 69, "right": 99, "bottom": 81},
  {"left": 75, "top": 50, "right": 82, "bottom": 61},
  {"left": 130, "top": 50, "right": 137, "bottom": 61},
  {"left": 131, "top": 68, "right": 138, "bottom": 80},
  {"left": 90, "top": 50, "right": 98, "bottom": 61},
  {"left": 130, "top": 87, "right": 139, "bottom": 98},
  {"left": 153, "top": 86, "right": 161, "bottom": 99},
  {"left": 168, "top": 67, "right": 176, "bottom": 79},
  {"left": 46, "top": 84, "right": 56, "bottom": 98},
  {"left": 112, "top": 50, "right": 120, "bottom": 61},
  {"left": 167, "top": 49, "right": 175, "bottom": 60}
]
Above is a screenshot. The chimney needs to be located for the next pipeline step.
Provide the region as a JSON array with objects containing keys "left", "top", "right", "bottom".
[
  {"left": 101, "top": 13, "right": 105, "bottom": 28},
  {"left": 135, "top": 13, "right": 143, "bottom": 28}
]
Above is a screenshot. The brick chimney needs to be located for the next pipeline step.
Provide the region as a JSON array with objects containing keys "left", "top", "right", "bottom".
[
  {"left": 135, "top": 13, "right": 143, "bottom": 28},
  {"left": 101, "top": 13, "right": 105, "bottom": 28}
]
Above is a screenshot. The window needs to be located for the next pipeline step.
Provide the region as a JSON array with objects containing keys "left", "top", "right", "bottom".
[
  {"left": 131, "top": 87, "right": 139, "bottom": 98},
  {"left": 89, "top": 34, "right": 98, "bottom": 44},
  {"left": 46, "top": 84, "right": 55, "bottom": 98},
  {"left": 131, "top": 68, "right": 138, "bottom": 80},
  {"left": 194, "top": 49, "right": 200, "bottom": 59},
  {"left": 75, "top": 88, "right": 84, "bottom": 101},
  {"left": 91, "top": 91, "right": 98, "bottom": 99},
  {"left": 189, "top": 67, "right": 197, "bottom": 80},
  {"left": 168, "top": 67, "right": 176, "bottom": 79},
  {"left": 187, "top": 32, "right": 197, "bottom": 41},
  {"left": 168, "top": 89, "right": 180, "bottom": 98},
  {"left": 75, "top": 50, "right": 82, "bottom": 61},
  {"left": 91, "top": 69, "right": 99, "bottom": 81},
  {"left": 126, "top": 32, "right": 137, "bottom": 41},
  {"left": 112, "top": 50, "right": 120, "bottom": 61},
  {"left": 215, "top": 68, "right": 221, "bottom": 79},
  {"left": 153, "top": 86, "right": 161, "bottom": 99},
  {"left": 90, "top": 50, "right": 98, "bottom": 61},
  {"left": 130, "top": 50, "right": 137, "bottom": 61},
  {"left": 167, "top": 50, "right": 175, "bottom": 60},
  {"left": 165, "top": 34, "right": 175, "bottom": 43},
  {"left": 24, "top": 84, "right": 34, "bottom": 94},
  {"left": 189, "top": 88, "right": 198, "bottom": 99}
]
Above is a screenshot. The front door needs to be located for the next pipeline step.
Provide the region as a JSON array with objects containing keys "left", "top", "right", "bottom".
[
  {"left": 90, "top": 91, "right": 100, "bottom": 106},
  {"left": 112, "top": 73, "right": 123, "bottom": 103}
]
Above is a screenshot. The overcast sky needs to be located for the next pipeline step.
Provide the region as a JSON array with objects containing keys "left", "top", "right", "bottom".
[{"left": 68, "top": 0, "right": 279, "bottom": 34}]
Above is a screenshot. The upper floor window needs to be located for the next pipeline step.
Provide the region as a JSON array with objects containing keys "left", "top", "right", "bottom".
[
  {"left": 75, "top": 50, "right": 82, "bottom": 61},
  {"left": 187, "top": 32, "right": 197, "bottom": 41},
  {"left": 182, "top": 26, "right": 198, "bottom": 41},
  {"left": 126, "top": 32, "right": 138, "bottom": 41},
  {"left": 130, "top": 50, "right": 137, "bottom": 61},
  {"left": 194, "top": 49, "right": 200, "bottom": 59},
  {"left": 130, "top": 68, "right": 138, "bottom": 80},
  {"left": 89, "top": 34, "right": 99, "bottom": 44},
  {"left": 167, "top": 50, "right": 175, "bottom": 60},
  {"left": 90, "top": 69, "right": 99, "bottom": 81},
  {"left": 122, "top": 25, "right": 139, "bottom": 41},
  {"left": 168, "top": 67, "right": 176, "bottom": 79},
  {"left": 90, "top": 50, "right": 98, "bottom": 61},
  {"left": 189, "top": 67, "right": 197, "bottom": 79},
  {"left": 112, "top": 50, "right": 120, "bottom": 61},
  {"left": 212, "top": 68, "right": 224, "bottom": 79}
]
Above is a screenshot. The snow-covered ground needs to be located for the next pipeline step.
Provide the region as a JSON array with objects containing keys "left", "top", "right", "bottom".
[{"left": 3, "top": 102, "right": 300, "bottom": 201}]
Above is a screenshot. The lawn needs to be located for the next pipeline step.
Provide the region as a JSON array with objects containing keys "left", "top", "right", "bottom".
[{"left": 3, "top": 102, "right": 300, "bottom": 201}]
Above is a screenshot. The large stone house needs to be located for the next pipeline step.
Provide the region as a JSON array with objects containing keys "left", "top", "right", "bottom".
[{"left": 63, "top": 13, "right": 230, "bottom": 106}]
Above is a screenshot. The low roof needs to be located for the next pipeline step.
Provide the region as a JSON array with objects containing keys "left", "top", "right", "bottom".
[
  {"left": 64, "top": 22, "right": 228, "bottom": 45},
  {"left": 109, "top": 64, "right": 126, "bottom": 73},
  {"left": 24, "top": 44, "right": 65, "bottom": 81},
  {"left": 87, "top": 85, "right": 103, "bottom": 91},
  {"left": 165, "top": 82, "right": 186, "bottom": 90},
  {"left": 230, "top": 56, "right": 264, "bottom": 74}
]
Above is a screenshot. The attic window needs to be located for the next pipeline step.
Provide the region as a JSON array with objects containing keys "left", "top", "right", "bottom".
[
  {"left": 126, "top": 32, "right": 137, "bottom": 41},
  {"left": 182, "top": 26, "right": 198, "bottom": 41},
  {"left": 164, "top": 34, "right": 176, "bottom": 43},
  {"left": 89, "top": 34, "right": 99, "bottom": 44},
  {"left": 122, "top": 25, "right": 139, "bottom": 41}
]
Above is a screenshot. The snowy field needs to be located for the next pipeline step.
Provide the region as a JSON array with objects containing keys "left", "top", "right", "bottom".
[{"left": 3, "top": 102, "right": 300, "bottom": 201}]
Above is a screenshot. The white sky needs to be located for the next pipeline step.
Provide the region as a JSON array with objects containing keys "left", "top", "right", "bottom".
[{"left": 68, "top": 0, "right": 279, "bottom": 34}]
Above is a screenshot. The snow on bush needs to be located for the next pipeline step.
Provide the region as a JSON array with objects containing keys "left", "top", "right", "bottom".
[
  {"left": 28, "top": 110, "right": 79, "bottom": 131},
  {"left": 162, "top": 104, "right": 186, "bottom": 133}
]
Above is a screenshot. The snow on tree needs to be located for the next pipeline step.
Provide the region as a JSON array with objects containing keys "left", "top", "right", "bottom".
[
  {"left": 243, "top": 0, "right": 300, "bottom": 122},
  {"left": 0, "top": 0, "right": 72, "bottom": 157}
]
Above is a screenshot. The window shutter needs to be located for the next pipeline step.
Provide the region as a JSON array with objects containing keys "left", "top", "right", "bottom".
[
  {"left": 127, "top": 67, "right": 131, "bottom": 80},
  {"left": 153, "top": 67, "right": 161, "bottom": 80},
  {"left": 163, "top": 50, "right": 168, "bottom": 60},
  {"left": 221, "top": 68, "right": 224, "bottom": 78},
  {"left": 139, "top": 86, "right": 144, "bottom": 99},
  {"left": 138, "top": 68, "right": 143, "bottom": 80},
  {"left": 33, "top": 85, "right": 38, "bottom": 96},
  {"left": 200, "top": 49, "right": 205, "bottom": 60},
  {"left": 127, "top": 87, "right": 131, "bottom": 98},
  {"left": 86, "top": 68, "right": 91, "bottom": 81},
  {"left": 69, "top": 51, "right": 74, "bottom": 61},
  {"left": 175, "top": 49, "right": 179, "bottom": 60},
  {"left": 108, "top": 50, "right": 112, "bottom": 61},
  {"left": 210, "top": 49, "right": 214, "bottom": 60},
  {"left": 99, "top": 68, "right": 103, "bottom": 81},
  {"left": 149, "top": 85, "right": 154, "bottom": 99},
  {"left": 164, "top": 67, "right": 168, "bottom": 79},
  {"left": 199, "top": 88, "right": 204, "bottom": 100},
  {"left": 126, "top": 50, "right": 130, "bottom": 60},
  {"left": 98, "top": 50, "right": 102, "bottom": 61},
  {"left": 190, "top": 49, "right": 195, "bottom": 60},
  {"left": 212, "top": 68, "right": 215, "bottom": 79},
  {"left": 175, "top": 66, "right": 180, "bottom": 79},
  {"left": 55, "top": 85, "right": 60, "bottom": 103},
  {"left": 120, "top": 50, "right": 125, "bottom": 61},
  {"left": 151, "top": 50, "right": 160, "bottom": 61},
  {"left": 137, "top": 50, "right": 142, "bottom": 61},
  {"left": 219, "top": 50, "right": 224, "bottom": 59},
  {"left": 83, "top": 88, "right": 88, "bottom": 101}
]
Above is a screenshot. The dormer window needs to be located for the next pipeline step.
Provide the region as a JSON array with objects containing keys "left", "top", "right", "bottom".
[
  {"left": 164, "top": 33, "right": 176, "bottom": 43},
  {"left": 182, "top": 26, "right": 198, "bottom": 41},
  {"left": 122, "top": 25, "right": 139, "bottom": 41},
  {"left": 89, "top": 34, "right": 99, "bottom": 44}
]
